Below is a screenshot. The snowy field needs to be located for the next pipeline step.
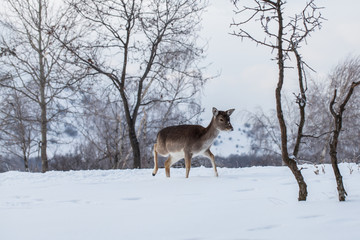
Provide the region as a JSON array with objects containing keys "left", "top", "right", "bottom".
[{"left": 1, "top": 164, "right": 360, "bottom": 240}]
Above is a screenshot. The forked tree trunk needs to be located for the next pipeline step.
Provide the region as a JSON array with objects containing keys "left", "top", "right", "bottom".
[
  {"left": 329, "top": 111, "right": 347, "bottom": 201},
  {"left": 276, "top": 85, "right": 308, "bottom": 201},
  {"left": 275, "top": 2, "right": 307, "bottom": 201},
  {"left": 329, "top": 81, "right": 360, "bottom": 201}
]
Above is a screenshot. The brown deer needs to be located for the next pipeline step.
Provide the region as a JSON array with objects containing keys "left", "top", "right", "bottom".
[{"left": 152, "top": 107, "right": 235, "bottom": 178}]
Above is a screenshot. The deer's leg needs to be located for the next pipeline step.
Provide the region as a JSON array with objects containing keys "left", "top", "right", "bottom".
[
  {"left": 204, "top": 149, "right": 218, "bottom": 177},
  {"left": 184, "top": 152, "right": 192, "bottom": 178},
  {"left": 164, "top": 156, "right": 172, "bottom": 178},
  {"left": 152, "top": 144, "right": 159, "bottom": 176},
  {"left": 164, "top": 154, "right": 183, "bottom": 178}
]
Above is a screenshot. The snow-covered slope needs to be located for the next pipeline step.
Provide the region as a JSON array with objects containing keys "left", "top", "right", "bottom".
[{"left": 1, "top": 164, "right": 360, "bottom": 240}]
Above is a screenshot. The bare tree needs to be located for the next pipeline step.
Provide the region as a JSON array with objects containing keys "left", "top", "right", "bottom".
[
  {"left": 75, "top": 87, "right": 130, "bottom": 169},
  {"left": 55, "top": 0, "right": 208, "bottom": 168},
  {"left": 0, "top": 0, "right": 86, "bottom": 172},
  {"left": 329, "top": 57, "right": 360, "bottom": 201},
  {"left": 246, "top": 69, "right": 360, "bottom": 166},
  {"left": 302, "top": 71, "right": 360, "bottom": 165},
  {"left": 231, "top": 0, "right": 323, "bottom": 200},
  {"left": 0, "top": 88, "right": 38, "bottom": 171}
]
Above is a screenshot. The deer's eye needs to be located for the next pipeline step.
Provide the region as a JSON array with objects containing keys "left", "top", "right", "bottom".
[{"left": 219, "top": 118, "right": 224, "bottom": 122}]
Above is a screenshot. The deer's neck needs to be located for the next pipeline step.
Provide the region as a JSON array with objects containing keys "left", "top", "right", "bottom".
[{"left": 202, "top": 117, "right": 220, "bottom": 142}]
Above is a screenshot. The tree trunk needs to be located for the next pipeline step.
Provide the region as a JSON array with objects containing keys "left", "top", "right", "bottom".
[
  {"left": 24, "top": 156, "right": 29, "bottom": 172},
  {"left": 275, "top": 2, "right": 307, "bottom": 201},
  {"left": 119, "top": 82, "right": 142, "bottom": 169},
  {"left": 329, "top": 146, "right": 347, "bottom": 201},
  {"left": 22, "top": 146, "right": 29, "bottom": 171},
  {"left": 276, "top": 84, "right": 308, "bottom": 201},
  {"left": 285, "top": 156, "right": 308, "bottom": 200},
  {"left": 128, "top": 123, "right": 141, "bottom": 169},
  {"left": 329, "top": 87, "right": 353, "bottom": 201},
  {"left": 292, "top": 48, "right": 306, "bottom": 158},
  {"left": 329, "top": 81, "right": 360, "bottom": 201},
  {"left": 329, "top": 118, "right": 347, "bottom": 201},
  {"left": 38, "top": 0, "right": 48, "bottom": 173},
  {"left": 40, "top": 100, "right": 48, "bottom": 173}
]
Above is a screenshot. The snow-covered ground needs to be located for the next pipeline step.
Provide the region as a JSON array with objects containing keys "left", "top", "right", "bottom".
[{"left": 1, "top": 164, "right": 360, "bottom": 240}]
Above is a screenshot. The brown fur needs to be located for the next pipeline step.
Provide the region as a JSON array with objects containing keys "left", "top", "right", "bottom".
[{"left": 152, "top": 107, "right": 234, "bottom": 178}]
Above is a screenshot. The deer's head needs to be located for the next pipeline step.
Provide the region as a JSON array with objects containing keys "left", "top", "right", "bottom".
[{"left": 212, "top": 107, "right": 235, "bottom": 132}]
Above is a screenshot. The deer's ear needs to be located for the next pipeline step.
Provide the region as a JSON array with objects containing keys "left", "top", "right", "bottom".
[
  {"left": 226, "top": 109, "right": 235, "bottom": 116},
  {"left": 212, "top": 107, "right": 219, "bottom": 116}
]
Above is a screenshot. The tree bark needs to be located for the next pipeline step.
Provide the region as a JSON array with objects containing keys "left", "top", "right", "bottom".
[
  {"left": 128, "top": 124, "right": 141, "bottom": 169},
  {"left": 22, "top": 143, "right": 29, "bottom": 171},
  {"left": 329, "top": 142, "right": 347, "bottom": 201},
  {"left": 24, "top": 155, "right": 29, "bottom": 171},
  {"left": 40, "top": 102, "right": 48, "bottom": 173}
]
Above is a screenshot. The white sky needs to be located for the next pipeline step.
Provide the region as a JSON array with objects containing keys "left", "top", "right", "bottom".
[{"left": 199, "top": 0, "right": 360, "bottom": 123}]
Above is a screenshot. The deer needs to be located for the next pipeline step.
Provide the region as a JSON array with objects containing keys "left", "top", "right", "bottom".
[{"left": 152, "top": 107, "right": 235, "bottom": 178}]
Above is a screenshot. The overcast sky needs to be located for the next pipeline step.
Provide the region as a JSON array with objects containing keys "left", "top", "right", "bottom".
[{"left": 199, "top": 0, "right": 360, "bottom": 125}]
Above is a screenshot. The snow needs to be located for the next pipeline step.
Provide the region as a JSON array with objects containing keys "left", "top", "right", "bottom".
[{"left": 1, "top": 164, "right": 360, "bottom": 240}]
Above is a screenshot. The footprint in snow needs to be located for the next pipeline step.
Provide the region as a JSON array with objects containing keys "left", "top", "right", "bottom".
[{"left": 247, "top": 224, "right": 279, "bottom": 231}]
